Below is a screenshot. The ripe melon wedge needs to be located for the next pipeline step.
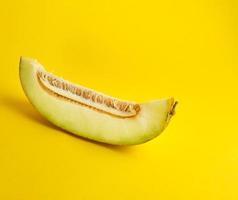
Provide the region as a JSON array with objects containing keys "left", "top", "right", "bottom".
[{"left": 19, "top": 57, "right": 177, "bottom": 145}]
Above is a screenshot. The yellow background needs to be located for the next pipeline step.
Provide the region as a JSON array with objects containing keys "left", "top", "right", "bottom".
[{"left": 0, "top": 0, "right": 238, "bottom": 199}]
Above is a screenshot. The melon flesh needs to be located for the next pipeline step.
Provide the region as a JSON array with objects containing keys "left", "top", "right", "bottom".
[{"left": 19, "top": 57, "right": 177, "bottom": 145}]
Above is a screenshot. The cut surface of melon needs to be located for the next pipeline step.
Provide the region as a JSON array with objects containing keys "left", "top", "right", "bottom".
[{"left": 19, "top": 57, "right": 177, "bottom": 145}]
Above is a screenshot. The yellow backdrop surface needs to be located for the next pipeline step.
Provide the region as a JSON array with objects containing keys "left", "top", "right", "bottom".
[{"left": 0, "top": 0, "right": 238, "bottom": 199}]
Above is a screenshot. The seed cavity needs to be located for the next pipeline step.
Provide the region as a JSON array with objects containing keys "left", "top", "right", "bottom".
[{"left": 37, "top": 71, "right": 140, "bottom": 118}]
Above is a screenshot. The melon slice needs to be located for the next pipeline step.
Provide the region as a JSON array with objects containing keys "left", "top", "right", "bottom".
[{"left": 19, "top": 57, "right": 177, "bottom": 145}]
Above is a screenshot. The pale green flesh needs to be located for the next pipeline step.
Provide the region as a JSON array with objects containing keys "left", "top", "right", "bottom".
[{"left": 19, "top": 57, "right": 175, "bottom": 145}]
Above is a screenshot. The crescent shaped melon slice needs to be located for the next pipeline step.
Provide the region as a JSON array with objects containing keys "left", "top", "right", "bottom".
[{"left": 19, "top": 57, "right": 177, "bottom": 145}]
